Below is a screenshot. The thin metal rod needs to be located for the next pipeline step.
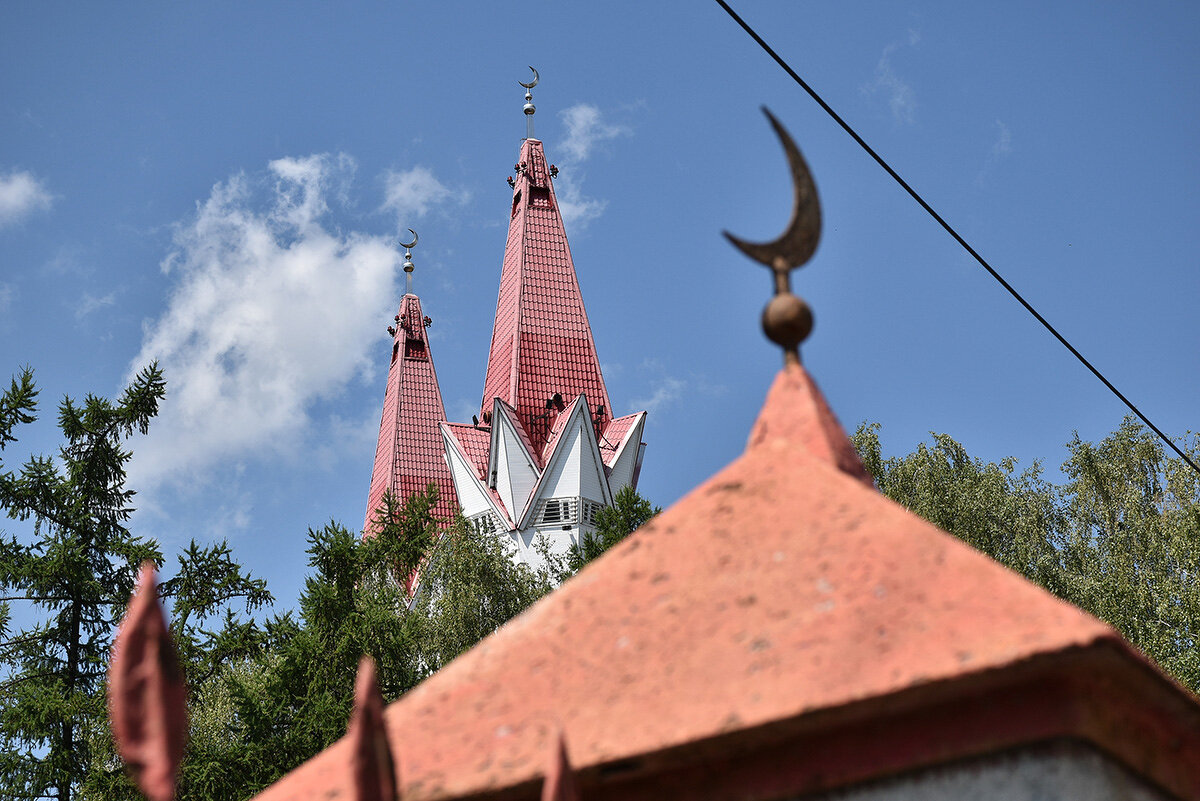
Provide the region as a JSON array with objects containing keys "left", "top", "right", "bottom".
[{"left": 713, "top": 0, "right": 1200, "bottom": 477}]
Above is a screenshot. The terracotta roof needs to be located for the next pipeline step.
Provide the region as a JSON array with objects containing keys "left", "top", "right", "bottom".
[
  {"left": 480, "top": 138, "right": 612, "bottom": 456},
  {"left": 261, "top": 362, "right": 1200, "bottom": 801},
  {"left": 364, "top": 294, "right": 457, "bottom": 533},
  {"left": 492, "top": 398, "right": 541, "bottom": 468}
]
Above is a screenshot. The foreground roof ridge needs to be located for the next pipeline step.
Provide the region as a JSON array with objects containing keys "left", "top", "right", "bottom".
[{"left": 748, "top": 363, "right": 873, "bottom": 486}]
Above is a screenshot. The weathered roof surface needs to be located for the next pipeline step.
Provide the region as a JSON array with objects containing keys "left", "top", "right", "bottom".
[
  {"left": 262, "top": 362, "right": 1200, "bottom": 801},
  {"left": 479, "top": 138, "right": 612, "bottom": 457},
  {"left": 364, "top": 294, "right": 457, "bottom": 532}
]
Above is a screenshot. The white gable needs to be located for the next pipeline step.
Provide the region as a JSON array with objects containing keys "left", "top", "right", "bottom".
[
  {"left": 491, "top": 402, "right": 540, "bottom": 522},
  {"left": 518, "top": 395, "right": 611, "bottom": 530},
  {"left": 606, "top": 412, "right": 646, "bottom": 495},
  {"left": 440, "top": 425, "right": 510, "bottom": 526}
]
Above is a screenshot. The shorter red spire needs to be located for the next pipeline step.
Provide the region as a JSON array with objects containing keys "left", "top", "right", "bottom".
[{"left": 365, "top": 293, "right": 457, "bottom": 535}]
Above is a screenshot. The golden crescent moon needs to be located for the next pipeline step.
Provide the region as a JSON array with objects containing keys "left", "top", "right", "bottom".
[
  {"left": 518, "top": 66, "right": 539, "bottom": 90},
  {"left": 723, "top": 107, "right": 821, "bottom": 271},
  {"left": 399, "top": 229, "right": 418, "bottom": 249}
]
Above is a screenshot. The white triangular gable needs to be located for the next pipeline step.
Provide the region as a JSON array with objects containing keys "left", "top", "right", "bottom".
[
  {"left": 517, "top": 394, "right": 612, "bottom": 531},
  {"left": 489, "top": 400, "right": 541, "bottom": 522},
  {"left": 605, "top": 412, "right": 647, "bottom": 496},
  {"left": 440, "top": 424, "right": 512, "bottom": 528}
]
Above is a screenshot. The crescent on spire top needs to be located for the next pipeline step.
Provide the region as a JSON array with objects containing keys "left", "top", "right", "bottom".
[
  {"left": 400, "top": 228, "right": 417, "bottom": 295},
  {"left": 724, "top": 108, "right": 822, "bottom": 367},
  {"left": 520, "top": 66, "right": 538, "bottom": 139},
  {"left": 518, "top": 66, "right": 539, "bottom": 90}
]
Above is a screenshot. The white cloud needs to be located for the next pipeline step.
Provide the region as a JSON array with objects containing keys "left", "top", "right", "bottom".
[
  {"left": 127, "top": 153, "right": 402, "bottom": 492},
  {"left": 990, "top": 119, "right": 1013, "bottom": 159},
  {"left": 629, "top": 360, "right": 726, "bottom": 414},
  {"left": 381, "top": 165, "right": 468, "bottom": 228},
  {"left": 75, "top": 291, "right": 117, "bottom": 320},
  {"left": 975, "top": 120, "right": 1014, "bottom": 187},
  {"left": 559, "top": 104, "right": 628, "bottom": 163},
  {"left": 632, "top": 375, "right": 686, "bottom": 414},
  {"left": 0, "top": 170, "right": 52, "bottom": 227},
  {"left": 553, "top": 104, "right": 629, "bottom": 229},
  {"left": 0, "top": 283, "right": 12, "bottom": 314},
  {"left": 863, "top": 31, "right": 920, "bottom": 124}
]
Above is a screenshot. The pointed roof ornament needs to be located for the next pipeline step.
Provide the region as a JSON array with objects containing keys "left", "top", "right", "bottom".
[
  {"left": 519, "top": 66, "right": 539, "bottom": 140},
  {"left": 724, "top": 107, "right": 821, "bottom": 367},
  {"left": 400, "top": 228, "right": 418, "bottom": 296}
]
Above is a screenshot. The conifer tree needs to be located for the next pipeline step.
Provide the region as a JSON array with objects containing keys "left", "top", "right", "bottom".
[{"left": 0, "top": 366, "right": 270, "bottom": 801}]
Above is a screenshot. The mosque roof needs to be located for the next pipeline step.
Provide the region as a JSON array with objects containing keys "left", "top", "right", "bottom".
[{"left": 257, "top": 362, "right": 1200, "bottom": 801}]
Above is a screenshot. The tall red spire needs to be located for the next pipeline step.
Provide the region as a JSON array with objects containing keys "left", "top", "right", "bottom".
[
  {"left": 480, "top": 137, "right": 612, "bottom": 456},
  {"left": 364, "top": 290, "right": 457, "bottom": 534}
]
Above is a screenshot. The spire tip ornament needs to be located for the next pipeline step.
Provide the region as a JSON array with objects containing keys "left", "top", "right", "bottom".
[
  {"left": 519, "top": 66, "right": 539, "bottom": 139},
  {"left": 400, "top": 228, "right": 417, "bottom": 295},
  {"left": 723, "top": 107, "right": 822, "bottom": 366}
]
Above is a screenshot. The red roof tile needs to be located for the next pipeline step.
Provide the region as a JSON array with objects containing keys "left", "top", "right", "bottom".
[
  {"left": 441, "top": 423, "right": 490, "bottom": 482},
  {"left": 598, "top": 412, "right": 640, "bottom": 467},
  {"left": 266, "top": 362, "right": 1200, "bottom": 800},
  {"left": 480, "top": 139, "right": 612, "bottom": 456},
  {"left": 364, "top": 294, "right": 457, "bottom": 533}
]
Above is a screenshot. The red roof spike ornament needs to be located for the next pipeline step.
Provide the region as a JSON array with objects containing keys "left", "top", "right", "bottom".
[
  {"left": 108, "top": 561, "right": 188, "bottom": 801},
  {"left": 347, "top": 657, "right": 398, "bottom": 801},
  {"left": 541, "top": 730, "right": 580, "bottom": 801}
]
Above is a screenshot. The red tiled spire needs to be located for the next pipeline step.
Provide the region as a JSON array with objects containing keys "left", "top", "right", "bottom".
[
  {"left": 480, "top": 138, "right": 612, "bottom": 457},
  {"left": 364, "top": 293, "right": 457, "bottom": 534}
]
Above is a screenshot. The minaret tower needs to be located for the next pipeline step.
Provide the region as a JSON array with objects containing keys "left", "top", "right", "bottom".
[
  {"left": 441, "top": 70, "right": 647, "bottom": 571},
  {"left": 364, "top": 230, "right": 457, "bottom": 536}
]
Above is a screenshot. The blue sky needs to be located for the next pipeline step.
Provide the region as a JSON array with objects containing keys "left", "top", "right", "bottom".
[{"left": 2, "top": 2, "right": 1197, "bottom": 609}]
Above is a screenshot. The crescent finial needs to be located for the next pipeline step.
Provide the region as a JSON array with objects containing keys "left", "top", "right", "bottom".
[
  {"left": 399, "top": 228, "right": 418, "bottom": 250},
  {"left": 518, "top": 66, "right": 539, "bottom": 90},
  {"left": 724, "top": 108, "right": 822, "bottom": 366},
  {"left": 723, "top": 107, "right": 821, "bottom": 273}
]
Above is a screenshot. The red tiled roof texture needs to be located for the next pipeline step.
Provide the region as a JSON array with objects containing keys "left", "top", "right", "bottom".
[
  {"left": 481, "top": 139, "right": 612, "bottom": 457},
  {"left": 441, "top": 423, "right": 490, "bottom": 482},
  {"left": 364, "top": 294, "right": 457, "bottom": 534}
]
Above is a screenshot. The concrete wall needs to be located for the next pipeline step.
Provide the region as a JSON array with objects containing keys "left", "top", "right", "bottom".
[{"left": 789, "top": 741, "right": 1171, "bottom": 801}]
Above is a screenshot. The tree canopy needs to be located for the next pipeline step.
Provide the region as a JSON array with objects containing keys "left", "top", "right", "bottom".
[{"left": 853, "top": 417, "right": 1200, "bottom": 694}]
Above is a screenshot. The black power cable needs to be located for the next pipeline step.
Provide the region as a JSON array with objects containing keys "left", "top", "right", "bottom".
[{"left": 713, "top": 0, "right": 1200, "bottom": 477}]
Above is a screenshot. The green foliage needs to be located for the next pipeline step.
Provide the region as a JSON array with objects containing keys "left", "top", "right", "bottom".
[
  {"left": 409, "top": 513, "right": 551, "bottom": 672},
  {"left": 0, "top": 366, "right": 272, "bottom": 801},
  {"left": 539, "top": 487, "right": 660, "bottom": 585},
  {"left": 149, "top": 483, "right": 550, "bottom": 799},
  {"left": 0, "top": 366, "right": 165, "bottom": 801},
  {"left": 853, "top": 417, "right": 1200, "bottom": 694}
]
